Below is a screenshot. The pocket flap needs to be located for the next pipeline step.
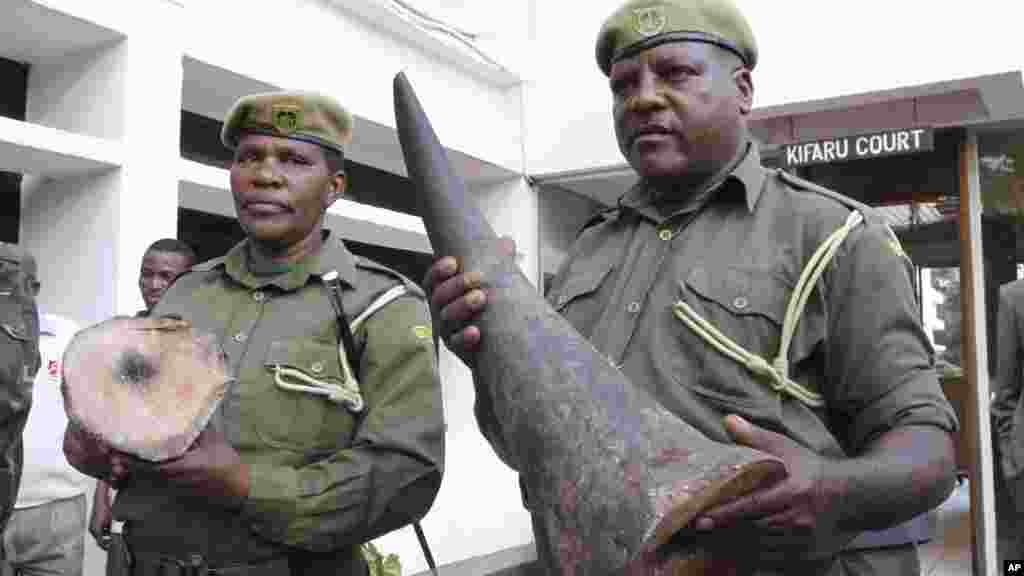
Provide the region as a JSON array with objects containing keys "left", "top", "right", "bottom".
[
  {"left": 265, "top": 339, "right": 342, "bottom": 383},
  {"left": 684, "top": 265, "right": 788, "bottom": 326},
  {"left": 550, "top": 261, "right": 614, "bottom": 311}
]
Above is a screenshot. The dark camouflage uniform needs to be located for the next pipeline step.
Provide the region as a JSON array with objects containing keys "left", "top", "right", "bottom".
[{"left": 0, "top": 243, "right": 39, "bottom": 535}]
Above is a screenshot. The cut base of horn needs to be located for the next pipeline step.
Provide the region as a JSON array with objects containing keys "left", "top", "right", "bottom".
[{"left": 62, "top": 316, "right": 231, "bottom": 462}]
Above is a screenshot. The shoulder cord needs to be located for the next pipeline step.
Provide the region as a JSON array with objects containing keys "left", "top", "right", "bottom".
[
  {"left": 271, "top": 281, "right": 409, "bottom": 412},
  {"left": 672, "top": 210, "right": 865, "bottom": 407}
]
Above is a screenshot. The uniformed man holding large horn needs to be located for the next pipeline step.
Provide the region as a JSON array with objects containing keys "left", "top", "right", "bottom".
[{"left": 425, "top": 0, "right": 958, "bottom": 573}]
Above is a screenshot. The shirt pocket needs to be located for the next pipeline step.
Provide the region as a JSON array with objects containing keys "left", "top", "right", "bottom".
[
  {"left": 677, "top": 264, "right": 824, "bottom": 425},
  {"left": 548, "top": 259, "right": 614, "bottom": 336},
  {"left": 683, "top": 264, "right": 825, "bottom": 370},
  {"left": 252, "top": 338, "right": 357, "bottom": 455}
]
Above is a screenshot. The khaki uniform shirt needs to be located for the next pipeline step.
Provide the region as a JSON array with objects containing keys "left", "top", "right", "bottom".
[
  {"left": 114, "top": 232, "right": 444, "bottom": 571},
  {"left": 478, "top": 145, "right": 957, "bottom": 575},
  {"left": 0, "top": 243, "right": 38, "bottom": 532}
]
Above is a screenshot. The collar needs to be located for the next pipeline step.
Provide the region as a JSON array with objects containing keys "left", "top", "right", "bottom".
[
  {"left": 620, "top": 141, "right": 767, "bottom": 221},
  {"left": 734, "top": 142, "right": 767, "bottom": 213},
  {"left": 220, "top": 230, "right": 360, "bottom": 291}
]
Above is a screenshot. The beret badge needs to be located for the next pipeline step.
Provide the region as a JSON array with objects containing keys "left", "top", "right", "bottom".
[
  {"left": 271, "top": 103, "right": 302, "bottom": 134},
  {"left": 632, "top": 5, "right": 667, "bottom": 37}
]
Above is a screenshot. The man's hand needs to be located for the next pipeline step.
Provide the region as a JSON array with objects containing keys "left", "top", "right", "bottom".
[
  {"left": 89, "top": 481, "right": 113, "bottom": 550},
  {"left": 125, "top": 426, "right": 249, "bottom": 510},
  {"left": 693, "top": 415, "right": 854, "bottom": 562},
  {"left": 422, "top": 237, "right": 516, "bottom": 363}
]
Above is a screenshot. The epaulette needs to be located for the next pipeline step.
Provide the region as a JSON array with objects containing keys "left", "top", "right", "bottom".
[
  {"left": 578, "top": 206, "right": 622, "bottom": 237},
  {"left": 775, "top": 169, "right": 872, "bottom": 220},
  {"left": 189, "top": 255, "right": 226, "bottom": 273},
  {"left": 354, "top": 256, "right": 426, "bottom": 299},
  {"left": 175, "top": 256, "right": 228, "bottom": 286},
  {"left": 776, "top": 170, "right": 908, "bottom": 261}
]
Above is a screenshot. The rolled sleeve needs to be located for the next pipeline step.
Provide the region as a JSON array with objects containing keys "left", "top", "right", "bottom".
[
  {"left": 826, "top": 220, "right": 958, "bottom": 453},
  {"left": 243, "top": 296, "right": 445, "bottom": 551}
]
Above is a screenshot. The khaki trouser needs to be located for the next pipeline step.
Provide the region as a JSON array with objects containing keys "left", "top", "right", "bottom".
[{"left": 1, "top": 494, "right": 86, "bottom": 576}]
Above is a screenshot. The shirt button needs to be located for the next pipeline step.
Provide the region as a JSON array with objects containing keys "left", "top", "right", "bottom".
[
  {"left": 733, "top": 297, "right": 749, "bottom": 310},
  {"left": 311, "top": 361, "right": 324, "bottom": 374},
  {"left": 627, "top": 301, "right": 641, "bottom": 314},
  {"left": 658, "top": 229, "right": 673, "bottom": 241},
  {"left": 253, "top": 291, "right": 266, "bottom": 302},
  {"left": 233, "top": 332, "right": 247, "bottom": 343}
]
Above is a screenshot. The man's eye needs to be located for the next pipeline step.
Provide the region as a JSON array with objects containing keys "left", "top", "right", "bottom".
[{"left": 662, "top": 66, "right": 693, "bottom": 81}]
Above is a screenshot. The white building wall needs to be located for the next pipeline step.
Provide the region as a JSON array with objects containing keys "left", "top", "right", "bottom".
[
  {"left": 181, "top": 0, "right": 525, "bottom": 174},
  {"left": 24, "top": 41, "right": 125, "bottom": 140},
  {"left": 21, "top": 171, "right": 122, "bottom": 327}
]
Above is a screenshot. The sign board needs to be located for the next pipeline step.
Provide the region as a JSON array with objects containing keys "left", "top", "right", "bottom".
[{"left": 783, "top": 128, "right": 934, "bottom": 168}]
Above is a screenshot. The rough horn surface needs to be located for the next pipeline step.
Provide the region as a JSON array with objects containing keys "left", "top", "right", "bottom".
[
  {"left": 62, "top": 316, "right": 231, "bottom": 462},
  {"left": 393, "top": 72, "right": 787, "bottom": 574}
]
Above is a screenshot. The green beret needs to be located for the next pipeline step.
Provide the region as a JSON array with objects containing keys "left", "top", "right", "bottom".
[
  {"left": 596, "top": 0, "right": 757, "bottom": 76},
  {"left": 221, "top": 91, "right": 353, "bottom": 154}
]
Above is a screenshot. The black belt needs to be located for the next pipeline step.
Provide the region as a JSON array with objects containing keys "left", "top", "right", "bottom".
[{"left": 132, "top": 554, "right": 290, "bottom": 576}]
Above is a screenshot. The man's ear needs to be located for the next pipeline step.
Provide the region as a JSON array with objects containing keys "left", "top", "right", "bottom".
[
  {"left": 734, "top": 67, "right": 754, "bottom": 115},
  {"left": 324, "top": 172, "right": 346, "bottom": 210}
]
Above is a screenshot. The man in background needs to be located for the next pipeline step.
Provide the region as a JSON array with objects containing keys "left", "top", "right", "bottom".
[
  {"left": 89, "top": 238, "right": 196, "bottom": 552},
  {"left": 0, "top": 244, "right": 38, "bottom": 539},
  {"left": 136, "top": 239, "right": 198, "bottom": 316},
  {"left": 2, "top": 260, "right": 88, "bottom": 575},
  {"left": 992, "top": 278, "right": 1024, "bottom": 559}
]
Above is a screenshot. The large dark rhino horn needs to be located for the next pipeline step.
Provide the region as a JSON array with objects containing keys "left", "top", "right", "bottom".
[{"left": 394, "top": 72, "right": 787, "bottom": 574}]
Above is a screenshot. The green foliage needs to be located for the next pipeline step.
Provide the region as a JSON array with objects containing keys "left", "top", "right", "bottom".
[{"left": 363, "top": 542, "right": 402, "bottom": 576}]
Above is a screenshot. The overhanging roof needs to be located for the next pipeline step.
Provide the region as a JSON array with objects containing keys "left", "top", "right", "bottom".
[
  {"left": 751, "top": 72, "right": 1024, "bottom": 147},
  {"left": 537, "top": 72, "right": 1024, "bottom": 207}
]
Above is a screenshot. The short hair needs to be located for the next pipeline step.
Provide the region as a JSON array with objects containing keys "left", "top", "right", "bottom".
[{"left": 145, "top": 238, "right": 197, "bottom": 266}]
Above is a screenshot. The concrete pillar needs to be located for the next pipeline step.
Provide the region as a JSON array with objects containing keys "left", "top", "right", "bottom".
[
  {"left": 113, "top": 2, "right": 184, "bottom": 315},
  {"left": 20, "top": 2, "right": 184, "bottom": 325}
]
